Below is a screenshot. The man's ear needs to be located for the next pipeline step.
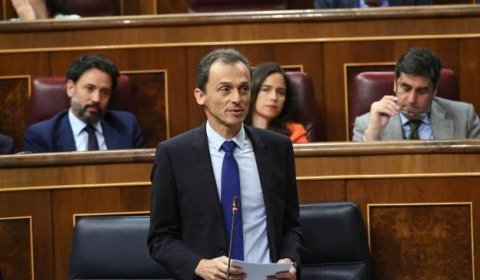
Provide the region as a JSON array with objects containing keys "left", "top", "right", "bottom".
[
  {"left": 194, "top": 88, "right": 205, "bottom": 105},
  {"left": 66, "top": 80, "right": 75, "bottom": 98}
]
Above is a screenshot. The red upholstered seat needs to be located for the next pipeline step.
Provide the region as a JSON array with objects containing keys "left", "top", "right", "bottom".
[
  {"left": 29, "top": 75, "right": 135, "bottom": 125},
  {"left": 188, "top": 0, "right": 288, "bottom": 12},
  {"left": 347, "top": 68, "right": 458, "bottom": 140},
  {"left": 286, "top": 71, "right": 321, "bottom": 142}
]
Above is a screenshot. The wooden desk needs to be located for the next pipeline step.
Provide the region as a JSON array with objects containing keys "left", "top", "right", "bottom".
[{"left": 1, "top": 140, "right": 480, "bottom": 279}]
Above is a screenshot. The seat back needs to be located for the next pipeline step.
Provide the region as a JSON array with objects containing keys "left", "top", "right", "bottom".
[
  {"left": 300, "top": 202, "right": 371, "bottom": 280},
  {"left": 348, "top": 68, "right": 458, "bottom": 139},
  {"left": 69, "top": 203, "right": 370, "bottom": 280},
  {"left": 188, "top": 0, "right": 288, "bottom": 12},
  {"left": 286, "top": 71, "right": 321, "bottom": 142},
  {"left": 29, "top": 75, "right": 135, "bottom": 125},
  {"left": 68, "top": 215, "right": 172, "bottom": 280}
]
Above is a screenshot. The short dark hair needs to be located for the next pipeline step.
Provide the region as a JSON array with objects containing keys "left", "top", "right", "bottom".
[
  {"left": 65, "top": 54, "right": 120, "bottom": 90},
  {"left": 196, "top": 48, "right": 252, "bottom": 91},
  {"left": 245, "top": 62, "right": 296, "bottom": 137},
  {"left": 395, "top": 47, "right": 442, "bottom": 90}
]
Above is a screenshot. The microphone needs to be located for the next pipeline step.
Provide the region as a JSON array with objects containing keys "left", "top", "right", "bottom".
[{"left": 226, "top": 196, "right": 239, "bottom": 280}]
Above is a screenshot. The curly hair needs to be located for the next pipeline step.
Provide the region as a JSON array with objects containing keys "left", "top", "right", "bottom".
[{"left": 65, "top": 54, "right": 119, "bottom": 90}]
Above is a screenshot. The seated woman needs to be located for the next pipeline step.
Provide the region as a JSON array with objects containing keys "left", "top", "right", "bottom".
[{"left": 246, "top": 62, "right": 308, "bottom": 143}]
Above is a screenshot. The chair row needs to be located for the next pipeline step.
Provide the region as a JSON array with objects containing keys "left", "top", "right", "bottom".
[
  {"left": 68, "top": 202, "right": 371, "bottom": 280},
  {"left": 29, "top": 71, "right": 323, "bottom": 142},
  {"left": 30, "top": 68, "right": 458, "bottom": 144}
]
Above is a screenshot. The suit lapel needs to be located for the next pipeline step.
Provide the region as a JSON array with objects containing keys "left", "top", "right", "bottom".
[
  {"left": 192, "top": 124, "right": 224, "bottom": 228},
  {"left": 430, "top": 99, "right": 454, "bottom": 139},
  {"left": 382, "top": 115, "right": 404, "bottom": 140},
  {"left": 102, "top": 121, "right": 115, "bottom": 149},
  {"left": 57, "top": 114, "right": 76, "bottom": 151}
]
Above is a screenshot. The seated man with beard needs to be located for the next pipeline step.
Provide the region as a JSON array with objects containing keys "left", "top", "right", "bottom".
[{"left": 23, "top": 54, "right": 145, "bottom": 153}]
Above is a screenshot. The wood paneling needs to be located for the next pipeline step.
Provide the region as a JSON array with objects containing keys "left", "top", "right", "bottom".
[
  {"left": 52, "top": 186, "right": 150, "bottom": 280},
  {"left": 0, "top": 76, "right": 29, "bottom": 152},
  {"left": 369, "top": 203, "right": 472, "bottom": 279},
  {"left": 122, "top": 0, "right": 156, "bottom": 15},
  {"left": 2, "top": 141, "right": 480, "bottom": 279},
  {"left": 3, "top": 8, "right": 480, "bottom": 277},
  {"left": 0, "top": 191, "right": 53, "bottom": 280},
  {"left": 2, "top": 7, "right": 480, "bottom": 145},
  {"left": 0, "top": 217, "right": 32, "bottom": 280},
  {"left": 297, "top": 180, "right": 345, "bottom": 203}
]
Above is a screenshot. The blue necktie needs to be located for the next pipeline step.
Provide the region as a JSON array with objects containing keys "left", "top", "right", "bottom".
[{"left": 220, "top": 141, "right": 244, "bottom": 260}]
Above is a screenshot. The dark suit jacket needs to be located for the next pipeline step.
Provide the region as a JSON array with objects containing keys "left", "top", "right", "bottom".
[
  {"left": 148, "top": 123, "right": 304, "bottom": 280},
  {"left": 0, "top": 133, "right": 14, "bottom": 154},
  {"left": 314, "top": 0, "right": 432, "bottom": 8},
  {"left": 22, "top": 110, "right": 145, "bottom": 153}
]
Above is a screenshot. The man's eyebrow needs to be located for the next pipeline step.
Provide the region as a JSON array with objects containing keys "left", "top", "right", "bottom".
[{"left": 216, "top": 80, "right": 233, "bottom": 85}]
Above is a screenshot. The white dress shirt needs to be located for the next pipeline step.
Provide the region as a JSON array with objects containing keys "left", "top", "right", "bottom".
[
  {"left": 68, "top": 109, "right": 107, "bottom": 151},
  {"left": 206, "top": 121, "right": 270, "bottom": 264},
  {"left": 399, "top": 113, "right": 434, "bottom": 140}
]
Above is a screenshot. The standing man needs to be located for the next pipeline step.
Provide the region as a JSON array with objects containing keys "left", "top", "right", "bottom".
[
  {"left": 148, "top": 48, "right": 304, "bottom": 280},
  {"left": 353, "top": 47, "right": 480, "bottom": 141},
  {"left": 23, "top": 54, "right": 145, "bottom": 152}
]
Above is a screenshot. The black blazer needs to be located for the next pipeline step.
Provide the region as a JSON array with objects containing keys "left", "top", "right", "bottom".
[{"left": 148, "top": 123, "right": 304, "bottom": 280}]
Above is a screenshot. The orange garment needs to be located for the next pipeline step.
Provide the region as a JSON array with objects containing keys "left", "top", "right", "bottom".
[{"left": 287, "top": 122, "right": 308, "bottom": 143}]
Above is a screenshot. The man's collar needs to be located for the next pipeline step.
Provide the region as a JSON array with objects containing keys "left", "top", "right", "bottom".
[{"left": 206, "top": 121, "right": 246, "bottom": 151}]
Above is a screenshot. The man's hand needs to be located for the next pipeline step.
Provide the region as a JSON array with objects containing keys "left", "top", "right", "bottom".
[
  {"left": 267, "top": 258, "right": 296, "bottom": 280},
  {"left": 364, "top": 95, "right": 400, "bottom": 140},
  {"left": 194, "top": 256, "right": 246, "bottom": 280}
]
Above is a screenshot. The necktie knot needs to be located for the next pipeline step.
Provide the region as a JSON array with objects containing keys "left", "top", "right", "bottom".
[
  {"left": 221, "top": 141, "right": 236, "bottom": 153},
  {"left": 408, "top": 119, "right": 422, "bottom": 140},
  {"left": 85, "top": 125, "right": 95, "bottom": 134}
]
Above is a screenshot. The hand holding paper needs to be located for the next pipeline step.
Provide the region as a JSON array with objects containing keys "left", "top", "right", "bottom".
[{"left": 231, "top": 260, "right": 294, "bottom": 279}]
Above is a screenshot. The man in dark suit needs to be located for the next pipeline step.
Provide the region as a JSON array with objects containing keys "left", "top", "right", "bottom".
[
  {"left": 315, "top": 0, "right": 431, "bottom": 8},
  {"left": 23, "top": 54, "right": 144, "bottom": 153},
  {"left": 148, "top": 49, "right": 304, "bottom": 280},
  {"left": 0, "top": 132, "right": 14, "bottom": 154}
]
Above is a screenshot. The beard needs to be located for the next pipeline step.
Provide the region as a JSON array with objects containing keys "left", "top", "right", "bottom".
[{"left": 72, "top": 101, "right": 104, "bottom": 125}]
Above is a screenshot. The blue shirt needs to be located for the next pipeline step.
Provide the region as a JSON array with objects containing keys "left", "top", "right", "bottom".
[
  {"left": 68, "top": 109, "right": 107, "bottom": 151},
  {"left": 359, "top": 0, "right": 388, "bottom": 7},
  {"left": 206, "top": 122, "right": 270, "bottom": 264},
  {"left": 399, "top": 113, "right": 434, "bottom": 140}
]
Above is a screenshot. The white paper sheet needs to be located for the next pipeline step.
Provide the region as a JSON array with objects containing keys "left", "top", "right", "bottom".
[{"left": 230, "top": 259, "right": 293, "bottom": 279}]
